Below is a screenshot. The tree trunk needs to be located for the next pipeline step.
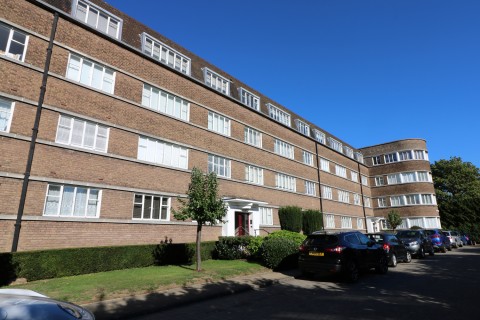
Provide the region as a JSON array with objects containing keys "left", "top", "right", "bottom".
[{"left": 196, "top": 223, "right": 202, "bottom": 272}]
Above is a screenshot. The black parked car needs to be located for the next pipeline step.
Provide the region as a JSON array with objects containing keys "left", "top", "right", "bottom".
[
  {"left": 298, "top": 231, "right": 389, "bottom": 282},
  {"left": 367, "top": 233, "right": 412, "bottom": 267},
  {"left": 396, "top": 229, "right": 435, "bottom": 258}
]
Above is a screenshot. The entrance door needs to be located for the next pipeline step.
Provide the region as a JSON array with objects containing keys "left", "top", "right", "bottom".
[{"left": 235, "top": 212, "right": 249, "bottom": 236}]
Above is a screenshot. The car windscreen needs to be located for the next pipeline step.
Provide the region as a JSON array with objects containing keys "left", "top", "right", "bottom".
[
  {"left": 396, "top": 231, "right": 420, "bottom": 238},
  {"left": 304, "top": 235, "right": 339, "bottom": 246}
]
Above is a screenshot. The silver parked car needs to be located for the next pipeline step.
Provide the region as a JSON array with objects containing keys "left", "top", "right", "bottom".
[
  {"left": 442, "top": 230, "right": 463, "bottom": 248},
  {"left": 0, "top": 289, "right": 95, "bottom": 320}
]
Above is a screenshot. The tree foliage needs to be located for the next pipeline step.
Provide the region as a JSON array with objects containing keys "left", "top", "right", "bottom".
[
  {"left": 431, "top": 157, "right": 480, "bottom": 239},
  {"left": 386, "top": 209, "right": 403, "bottom": 231},
  {"left": 173, "top": 167, "right": 227, "bottom": 271}
]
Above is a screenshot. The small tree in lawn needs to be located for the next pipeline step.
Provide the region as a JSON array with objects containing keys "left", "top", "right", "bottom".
[
  {"left": 386, "top": 209, "right": 403, "bottom": 231},
  {"left": 173, "top": 167, "right": 227, "bottom": 271}
]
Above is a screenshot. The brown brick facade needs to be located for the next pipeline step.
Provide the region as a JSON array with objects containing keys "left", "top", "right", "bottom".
[{"left": 0, "top": 0, "right": 439, "bottom": 252}]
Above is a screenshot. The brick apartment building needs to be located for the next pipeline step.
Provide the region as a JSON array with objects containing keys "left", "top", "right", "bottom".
[{"left": 0, "top": 0, "right": 440, "bottom": 252}]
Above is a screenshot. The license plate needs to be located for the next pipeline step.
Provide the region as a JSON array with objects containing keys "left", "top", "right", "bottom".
[{"left": 309, "top": 252, "right": 324, "bottom": 256}]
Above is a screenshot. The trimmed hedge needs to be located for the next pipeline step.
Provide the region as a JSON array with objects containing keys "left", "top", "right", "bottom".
[
  {"left": 0, "top": 241, "right": 216, "bottom": 285},
  {"left": 265, "top": 230, "right": 306, "bottom": 246},
  {"left": 302, "top": 210, "right": 323, "bottom": 235},
  {"left": 260, "top": 237, "right": 299, "bottom": 270},
  {"left": 278, "top": 206, "right": 303, "bottom": 232},
  {"left": 154, "top": 241, "right": 216, "bottom": 265}
]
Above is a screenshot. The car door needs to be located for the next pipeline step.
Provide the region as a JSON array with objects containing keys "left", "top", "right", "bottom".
[
  {"left": 358, "top": 232, "right": 378, "bottom": 268},
  {"left": 389, "top": 235, "right": 406, "bottom": 260}
]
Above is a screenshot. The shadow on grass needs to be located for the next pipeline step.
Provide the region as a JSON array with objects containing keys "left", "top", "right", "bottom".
[{"left": 84, "top": 273, "right": 280, "bottom": 320}]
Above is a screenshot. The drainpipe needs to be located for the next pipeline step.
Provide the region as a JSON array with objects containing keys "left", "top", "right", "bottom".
[
  {"left": 11, "top": 13, "right": 59, "bottom": 252},
  {"left": 358, "top": 162, "right": 368, "bottom": 231},
  {"left": 315, "top": 142, "right": 324, "bottom": 227}
]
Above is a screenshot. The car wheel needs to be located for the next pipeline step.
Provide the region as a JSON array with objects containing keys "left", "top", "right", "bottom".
[
  {"left": 441, "top": 246, "right": 447, "bottom": 253},
  {"left": 404, "top": 251, "right": 412, "bottom": 263},
  {"left": 390, "top": 253, "right": 397, "bottom": 267},
  {"left": 418, "top": 247, "right": 426, "bottom": 258},
  {"left": 344, "top": 260, "right": 359, "bottom": 283},
  {"left": 429, "top": 248, "right": 435, "bottom": 256},
  {"left": 376, "top": 256, "right": 389, "bottom": 274}
]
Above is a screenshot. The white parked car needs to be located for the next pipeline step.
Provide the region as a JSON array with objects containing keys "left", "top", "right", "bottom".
[{"left": 0, "top": 289, "right": 94, "bottom": 320}]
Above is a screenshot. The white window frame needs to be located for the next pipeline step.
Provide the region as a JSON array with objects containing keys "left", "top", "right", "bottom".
[
  {"left": 390, "top": 195, "right": 405, "bottom": 207},
  {"left": 414, "top": 150, "right": 428, "bottom": 160},
  {"left": 385, "top": 152, "right": 398, "bottom": 164},
  {"left": 313, "top": 129, "right": 326, "bottom": 144},
  {"left": 344, "top": 146, "right": 354, "bottom": 158},
  {"left": 335, "top": 165, "right": 347, "bottom": 178},
  {"left": 302, "top": 151, "right": 314, "bottom": 166},
  {"left": 338, "top": 190, "right": 350, "bottom": 204},
  {"left": 295, "top": 119, "right": 310, "bottom": 136},
  {"left": 375, "top": 176, "right": 385, "bottom": 186},
  {"left": 274, "top": 139, "right": 294, "bottom": 159},
  {"left": 320, "top": 158, "right": 330, "bottom": 172},
  {"left": 275, "top": 173, "right": 296, "bottom": 192},
  {"left": 133, "top": 194, "right": 170, "bottom": 221},
  {"left": 405, "top": 194, "right": 421, "bottom": 205},
  {"left": 322, "top": 185, "right": 333, "bottom": 200},
  {"left": 142, "top": 84, "right": 190, "bottom": 121},
  {"left": 399, "top": 150, "right": 413, "bottom": 161},
  {"left": 372, "top": 156, "right": 382, "bottom": 166},
  {"left": 259, "top": 207, "right": 273, "bottom": 225},
  {"left": 387, "top": 173, "right": 401, "bottom": 185},
  {"left": 267, "top": 103, "right": 291, "bottom": 127},
  {"left": 66, "top": 54, "right": 115, "bottom": 94},
  {"left": 363, "top": 196, "right": 371, "bottom": 208},
  {"left": 208, "top": 111, "right": 231, "bottom": 136},
  {"left": 357, "top": 218, "right": 364, "bottom": 230},
  {"left": 325, "top": 214, "right": 335, "bottom": 228},
  {"left": 341, "top": 216, "right": 352, "bottom": 229},
  {"left": 43, "top": 184, "right": 101, "bottom": 218},
  {"left": 354, "top": 152, "right": 364, "bottom": 163},
  {"left": 0, "top": 22, "right": 29, "bottom": 61},
  {"left": 208, "top": 154, "right": 231, "bottom": 178},
  {"left": 305, "top": 181, "right": 316, "bottom": 196},
  {"left": 203, "top": 67, "right": 230, "bottom": 95},
  {"left": 417, "top": 171, "right": 431, "bottom": 182},
  {"left": 0, "top": 97, "right": 14, "bottom": 133},
  {"left": 327, "top": 137, "right": 343, "bottom": 153},
  {"left": 239, "top": 87, "right": 260, "bottom": 111},
  {"left": 55, "top": 115, "right": 109, "bottom": 152},
  {"left": 354, "top": 193, "right": 361, "bottom": 205},
  {"left": 72, "top": 0, "right": 122, "bottom": 39},
  {"left": 141, "top": 33, "right": 191, "bottom": 75},
  {"left": 350, "top": 171, "right": 358, "bottom": 182},
  {"left": 138, "top": 136, "right": 188, "bottom": 169},
  {"left": 378, "top": 197, "right": 387, "bottom": 208},
  {"left": 245, "top": 165, "right": 264, "bottom": 185},
  {"left": 244, "top": 127, "right": 262, "bottom": 148},
  {"left": 361, "top": 175, "right": 368, "bottom": 186}
]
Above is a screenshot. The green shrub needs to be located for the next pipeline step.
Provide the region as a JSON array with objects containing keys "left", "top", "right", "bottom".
[
  {"left": 215, "top": 236, "right": 254, "bottom": 260},
  {"left": 260, "top": 237, "right": 299, "bottom": 270},
  {"left": 0, "top": 241, "right": 217, "bottom": 284},
  {"left": 246, "top": 236, "right": 265, "bottom": 261},
  {"left": 278, "top": 206, "right": 303, "bottom": 232},
  {"left": 302, "top": 210, "right": 323, "bottom": 235},
  {"left": 266, "top": 230, "right": 306, "bottom": 246}
]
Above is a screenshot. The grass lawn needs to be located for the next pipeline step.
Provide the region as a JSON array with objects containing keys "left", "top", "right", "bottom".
[{"left": 3, "top": 260, "right": 269, "bottom": 304}]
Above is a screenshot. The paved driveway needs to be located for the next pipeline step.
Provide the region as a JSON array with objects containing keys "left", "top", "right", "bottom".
[{"left": 130, "top": 246, "right": 480, "bottom": 319}]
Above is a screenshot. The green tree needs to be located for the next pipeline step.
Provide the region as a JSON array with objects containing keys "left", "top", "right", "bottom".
[
  {"left": 431, "top": 157, "right": 480, "bottom": 238},
  {"left": 173, "top": 167, "right": 227, "bottom": 271},
  {"left": 386, "top": 209, "right": 403, "bottom": 231}
]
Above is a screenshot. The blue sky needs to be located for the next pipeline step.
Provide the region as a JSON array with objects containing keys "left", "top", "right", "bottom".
[{"left": 106, "top": 0, "right": 480, "bottom": 168}]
